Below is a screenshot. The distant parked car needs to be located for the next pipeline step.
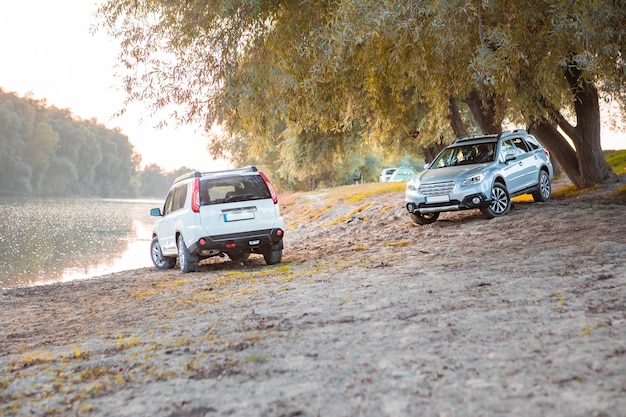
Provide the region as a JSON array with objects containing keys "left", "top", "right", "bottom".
[
  {"left": 379, "top": 168, "right": 397, "bottom": 182},
  {"left": 389, "top": 166, "right": 416, "bottom": 182},
  {"left": 405, "top": 129, "right": 553, "bottom": 225}
]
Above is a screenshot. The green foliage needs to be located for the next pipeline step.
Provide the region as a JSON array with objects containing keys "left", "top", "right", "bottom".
[
  {"left": 603, "top": 150, "right": 626, "bottom": 174},
  {"left": 96, "top": 0, "right": 626, "bottom": 189},
  {"left": 0, "top": 89, "right": 139, "bottom": 197}
]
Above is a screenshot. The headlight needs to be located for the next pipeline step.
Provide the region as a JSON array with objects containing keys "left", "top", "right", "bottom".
[
  {"left": 406, "top": 182, "right": 416, "bottom": 191},
  {"left": 461, "top": 173, "right": 485, "bottom": 186}
]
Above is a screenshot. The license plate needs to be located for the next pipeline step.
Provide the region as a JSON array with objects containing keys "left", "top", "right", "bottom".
[
  {"left": 223, "top": 211, "right": 255, "bottom": 222},
  {"left": 425, "top": 195, "right": 450, "bottom": 203}
]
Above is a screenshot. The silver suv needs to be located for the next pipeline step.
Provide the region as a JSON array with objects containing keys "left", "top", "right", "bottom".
[
  {"left": 405, "top": 130, "right": 553, "bottom": 225},
  {"left": 149, "top": 166, "right": 285, "bottom": 272}
]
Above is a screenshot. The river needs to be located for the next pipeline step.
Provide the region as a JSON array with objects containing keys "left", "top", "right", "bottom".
[{"left": 0, "top": 198, "right": 162, "bottom": 289}]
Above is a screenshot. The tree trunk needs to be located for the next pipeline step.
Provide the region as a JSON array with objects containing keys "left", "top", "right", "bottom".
[
  {"left": 532, "top": 67, "right": 617, "bottom": 188},
  {"left": 464, "top": 90, "right": 503, "bottom": 134},
  {"left": 529, "top": 121, "right": 581, "bottom": 185},
  {"left": 564, "top": 69, "right": 617, "bottom": 187},
  {"left": 421, "top": 137, "right": 447, "bottom": 162},
  {"left": 448, "top": 97, "right": 468, "bottom": 138}
]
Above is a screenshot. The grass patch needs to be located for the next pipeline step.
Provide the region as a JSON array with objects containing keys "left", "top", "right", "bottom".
[
  {"left": 345, "top": 182, "right": 406, "bottom": 204},
  {"left": 582, "top": 321, "right": 610, "bottom": 337},
  {"left": 378, "top": 204, "right": 395, "bottom": 214},
  {"left": 552, "top": 183, "right": 601, "bottom": 199},
  {"left": 117, "top": 334, "right": 142, "bottom": 350},
  {"left": 613, "top": 184, "right": 626, "bottom": 198},
  {"left": 244, "top": 352, "right": 268, "bottom": 363},
  {"left": 324, "top": 203, "right": 370, "bottom": 226},
  {"left": 604, "top": 149, "right": 626, "bottom": 173},
  {"left": 385, "top": 240, "right": 412, "bottom": 247}
]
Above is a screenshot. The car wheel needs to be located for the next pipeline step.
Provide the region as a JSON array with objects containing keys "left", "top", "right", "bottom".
[
  {"left": 409, "top": 211, "right": 439, "bottom": 225},
  {"left": 150, "top": 236, "right": 176, "bottom": 270},
  {"left": 480, "top": 182, "right": 510, "bottom": 219},
  {"left": 532, "top": 170, "right": 551, "bottom": 202},
  {"left": 263, "top": 248, "right": 282, "bottom": 265},
  {"left": 228, "top": 251, "right": 251, "bottom": 262},
  {"left": 177, "top": 235, "right": 198, "bottom": 273}
]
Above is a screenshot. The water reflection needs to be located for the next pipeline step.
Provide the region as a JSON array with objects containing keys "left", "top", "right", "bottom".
[{"left": 0, "top": 198, "right": 159, "bottom": 289}]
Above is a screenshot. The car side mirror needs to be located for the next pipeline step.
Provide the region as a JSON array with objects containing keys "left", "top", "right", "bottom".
[
  {"left": 150, "top": 208, "right": 162, "bottom": 217},
  {"left": 504, "top": 153, "right": 516, "bottom": 163},
  {"left": 424, "top": 163, "right": 431, "bottom": 170}
]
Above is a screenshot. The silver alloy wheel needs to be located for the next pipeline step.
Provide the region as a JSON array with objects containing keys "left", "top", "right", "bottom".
[
  {"left": 177, "top": 235, "right": 197, "bottom": 273},
  {"left": 152, "top": 240, "right": 165, "bottom": 266},
  {"left": 540, "top": 171, "right": 551, "bottom": 200},
  {"left": 150, "top": 236, "right": 176, "bottom": 269},
  {"left": 177, "top": 236, "right": 186, "bottom": 270},
  {"left": 490, "top": 185, "right": 510, "bottom": 216}
]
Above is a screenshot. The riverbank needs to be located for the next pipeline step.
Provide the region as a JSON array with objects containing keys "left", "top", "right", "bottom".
[{"left": 1, "top": 179, "right": 625, "bottom": 416}]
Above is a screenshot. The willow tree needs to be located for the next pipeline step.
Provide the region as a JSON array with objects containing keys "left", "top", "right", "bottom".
[
  {"left": 462, "top": 0, "right": 625, "bottom": 187},
  {"left": 97, "top": 0, "right": 625, "bottom": 188}
]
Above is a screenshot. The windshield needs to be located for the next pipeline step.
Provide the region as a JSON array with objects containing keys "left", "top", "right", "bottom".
[{"left": 431, "top": 142, "right": 496, "bottom": 168}]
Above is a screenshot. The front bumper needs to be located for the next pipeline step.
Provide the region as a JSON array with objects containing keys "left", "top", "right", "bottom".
[{"left": 406, "top": 192, "right": 490, "bottom": 214}]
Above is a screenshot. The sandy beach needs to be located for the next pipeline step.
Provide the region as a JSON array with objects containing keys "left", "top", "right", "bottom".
[{"left": 1, "top": 178, "right": 625, "bottom": 416}]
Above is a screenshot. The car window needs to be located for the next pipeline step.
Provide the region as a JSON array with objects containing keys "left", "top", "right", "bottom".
[
  {"left": 524, "top": 135, "right": 541, "bottom": 150},
  {"left": 164, "top": 189, "right": 175, "bottom": 215},
  {"left": 511, "top": 137, "right": 529, "bottom": 155},
  {"left": 432, "top": 142, "right": 495, "bottom": 167},
  {"left": 500, "top": 140, "right": 516, "bottom": 158},
  {"left": 172, "top": 185, "right": 187, "bottom": 212},
  {"left": 473, "top": 143, "right": 496, "bottom": 163},
  {"left": 164, "top": 184, "right": 187, "bottom": 214},
  {"left": 200, "top": 175, "right": 271, "bottom": 205}
]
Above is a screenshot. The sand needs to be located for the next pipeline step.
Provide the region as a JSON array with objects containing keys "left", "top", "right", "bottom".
[{"left": 1, "top": 178, "right": 625, "bottom": 416}]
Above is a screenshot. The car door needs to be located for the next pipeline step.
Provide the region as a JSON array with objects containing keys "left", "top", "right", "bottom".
[
  {"left": 499, "top": 139, "right": 527, "bottom": 193},
  {"left": 510, "top": 137, "right": 537, "bottom": 190},
  {"left": 158, "top": 184, "right": 187, "bottom": 255}
]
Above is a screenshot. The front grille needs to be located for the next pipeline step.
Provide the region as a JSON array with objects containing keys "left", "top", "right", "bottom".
[{"left": 419, "top": 181, "right": 455, "bottom": 196}]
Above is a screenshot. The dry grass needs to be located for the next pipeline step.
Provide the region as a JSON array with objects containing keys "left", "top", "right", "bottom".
[{"left": 552, "top": 184, "right": 601, "bottom": 199}]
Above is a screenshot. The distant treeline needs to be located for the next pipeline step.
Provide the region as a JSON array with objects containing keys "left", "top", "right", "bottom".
[{"left": 0, "top": 89, "right": 193, "bottom": 199}]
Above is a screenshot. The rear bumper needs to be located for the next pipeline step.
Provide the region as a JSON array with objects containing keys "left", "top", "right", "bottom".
[{"left": 189, "top": 228, "right": 284, "bottom": 256}]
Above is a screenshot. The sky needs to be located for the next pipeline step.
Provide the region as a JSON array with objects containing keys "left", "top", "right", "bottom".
[
  {"left": 0, "top": 0, "right": 230, "bottom": 172},
  {"left": 0, "top": 1, "right": 624, "bottom": 170}
]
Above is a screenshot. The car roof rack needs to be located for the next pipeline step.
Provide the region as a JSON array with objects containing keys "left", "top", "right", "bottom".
[
  {"left": 200, "top": 166, "right": 258, "bottom": 176},
  {"left": 497, "top": 129, "right": 528, "bottom": 139},
  {"left": 174, "top": 166, "right": 258, "bottom": 184},
  {"left": 453, "top": 134, "right": 498, "bottom": 143}
]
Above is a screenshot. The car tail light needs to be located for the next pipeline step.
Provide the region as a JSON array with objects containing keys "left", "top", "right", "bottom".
[
  {"left": 544, "top": 149, "right": 550, "bottom": 158},
  {"left": 259, "top": 171, "right": 279, "bottom": 204},
  {"left": 191, "top": 177, "right": 201, "bottom": 213}
]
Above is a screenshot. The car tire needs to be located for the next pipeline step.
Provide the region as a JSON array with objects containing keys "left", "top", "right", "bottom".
[
  {"left": 228, "top": 251, "right": 251, "bottom": 262},
  {"left": 150, "top": 236, "right": 176, "bottom": 270},
  {"left": 409, "top": 211, "right": 439, "bottom": 225},
  {"left": 480, "top": 182, "right": 510, "bottom": 219},
  {"left": 263, "top": 248, "right": 282, "bottom": 265},
  {"left": 532, "top": 170, "right": 551, "bottom": 202},
  {"left": 177, "top": 235, "right": 198, "bottom": 273}
]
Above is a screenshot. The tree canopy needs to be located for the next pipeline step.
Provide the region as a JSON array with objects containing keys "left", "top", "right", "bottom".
[{"left": 97, "top": 0, "right": 626, "bottom": 189}]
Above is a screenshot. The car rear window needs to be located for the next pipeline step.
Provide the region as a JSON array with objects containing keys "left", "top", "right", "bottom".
[{"left": 200, "top": 175, "right": 271, "bottom": 206}]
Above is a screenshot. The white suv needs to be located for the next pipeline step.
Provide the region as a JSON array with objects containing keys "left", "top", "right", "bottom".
[{"left": 149, "top": 166, "right": 285, "bottom": 272}]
